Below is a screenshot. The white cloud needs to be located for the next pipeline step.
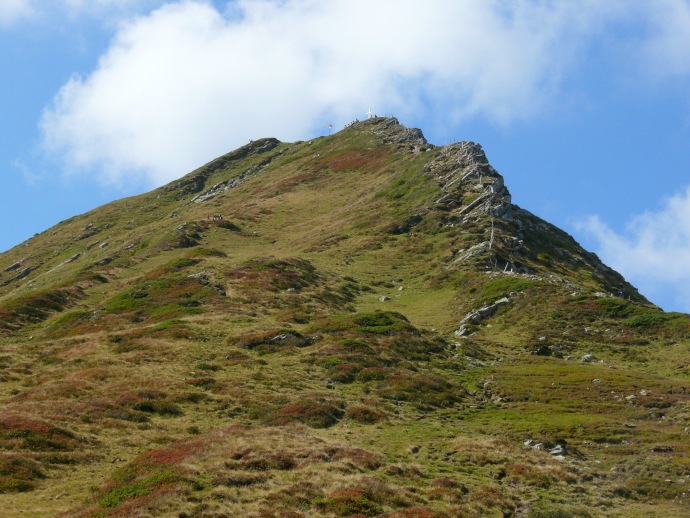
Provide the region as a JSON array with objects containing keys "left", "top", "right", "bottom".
[
  {"left": 578, "top": 187, "right": 690, "bottom": 312},
  {"left": 37, "top": 0, "right": 690, "bottom": 189},
  {"left": 0, "top": 0, "right": 33, "bottom": 26},
  {"left": 41, "top": 0, "right": 627, "bottom": 187},
  {"left": 640, "top": 0, "right": 690, "bottom": 80}
]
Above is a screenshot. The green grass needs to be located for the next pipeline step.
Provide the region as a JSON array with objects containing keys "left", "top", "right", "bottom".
[
  {"left": 473, "top": 276, "right": 540, "bottom": 307},
  {"left": 99, "top": 469, "right": 179, "bottom": 508}
]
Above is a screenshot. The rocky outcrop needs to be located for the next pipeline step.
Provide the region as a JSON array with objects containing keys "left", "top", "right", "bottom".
[
  {"left": 454, "top": 296, "right": 510, "bottom": 336},
  {"left": 48, "top": 254, "right": 81, "bottom": 273},
  {"left": 189, "top": 270, "right": 226, "bottom": 296},
  {"left": 3, "top": 261, "right": 22, "bottom": 272},
  {"left": 0, "top": 266, "right": 36, "bottom": 287},
  {"left": 425, "top": 141, "right": 512, "bottom": 220},
  {"left": 189, "top": 152, "right": 278, "bottom": 205},
  {"left": 166, "top": 137, "right": 281, "bottom": 199},
  {"left": 414, "top": 137, "right": 646, "bottom": 301},
  {"left": 356, "top": 117, "right": 433, "bottom": 153}
]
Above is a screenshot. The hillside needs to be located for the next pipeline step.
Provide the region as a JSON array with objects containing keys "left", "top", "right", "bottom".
[{"left": 0, "top": 117, "right": 688, "bottom": 517}]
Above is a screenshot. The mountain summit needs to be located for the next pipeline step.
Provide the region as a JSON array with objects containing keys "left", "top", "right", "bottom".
[{"left": 0, "top": 117, "right": 687, "bottom": 517}]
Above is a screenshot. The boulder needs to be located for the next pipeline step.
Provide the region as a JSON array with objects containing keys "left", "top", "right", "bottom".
[
  {"left": 455, "top": 297, "right": 510, "bottom": 336},
  {"left": 3, "top": 261, "right": 21, "bottom": 272},
  {"left": 0, "top": 266, "right": 36, "bottom": 286}
]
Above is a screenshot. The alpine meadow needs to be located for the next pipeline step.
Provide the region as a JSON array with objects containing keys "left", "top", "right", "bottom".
[{"left": 0, "top": 117, "right": 688, "bottom": 517}]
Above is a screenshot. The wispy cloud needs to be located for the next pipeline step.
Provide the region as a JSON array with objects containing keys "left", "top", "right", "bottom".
[
  {"left": 641, "top": 0, "right": 690, "bottom": 80},
  {"left": 0, "top": 0, "right": 33, "bottom": 26},
  {"left": 577, "top": 187, "right": 690, "bottom": 312}
]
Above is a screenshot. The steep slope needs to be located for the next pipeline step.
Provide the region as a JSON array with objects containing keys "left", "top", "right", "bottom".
[{"left": 0, "top": 117, "right": 688, "bottom": 517}]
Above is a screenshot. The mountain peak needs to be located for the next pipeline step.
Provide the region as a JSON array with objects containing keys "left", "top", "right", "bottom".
[
  {"left": 344, "top": 118, "right": 511, "bottom": 219},
  {"left": 0, "top": 117, "right": 685, "bottom": 517},
  {"left": 351, "top": 115, "right": 430, "bottom": 150}
]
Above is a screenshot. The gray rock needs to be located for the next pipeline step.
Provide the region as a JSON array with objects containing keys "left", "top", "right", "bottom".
[
  {"left": 0, "top": 266, "right": 36, "bottom": 286},
  {"left": 547, "top": 444, "right": 565, "bottom": 456},
  {"left": 455, "top": 297, "right": 510, "bottom": 336},
  {"left": 3, "top": 261, "right": 21, "bottom": 272},
  {"left": 269, "top": 333, "right": 312, "bottom": 348},
  {"left": 453, "top": 242, "right": 489, "bottom": 263}
]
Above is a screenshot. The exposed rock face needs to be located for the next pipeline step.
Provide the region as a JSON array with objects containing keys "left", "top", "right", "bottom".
[
  {"left": 362, "top": 116, "right": 432, "bottom": 152},
  {"left": 410, "top": 133, "right": 643, "bottom": 302},
  {"left": 166, "top": 137, "right": 281, "bottom": 199},
  {"left": 189, "top": 153, "right": 277, "bottom": 205},
  {"left": 3, "top": 261, "right": 22, "bottom": 272},
  {"left": 0, "top": 266, "right": 36, "bottom": 287},
  {"left": 455, "top": 297, "right": 510, "bottom": 336},
  {"left": 425, "top": 141, "right": 512, "bottom": 219}
]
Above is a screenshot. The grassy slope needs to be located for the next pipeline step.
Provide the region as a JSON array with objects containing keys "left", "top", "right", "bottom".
[{"left": 0, "top": 118, "right": 688, "bottom": 517}]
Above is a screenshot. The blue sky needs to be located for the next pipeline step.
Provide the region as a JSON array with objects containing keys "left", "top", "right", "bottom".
[{"left": 1, "top": 0, "right": 690, "bottom": 312}]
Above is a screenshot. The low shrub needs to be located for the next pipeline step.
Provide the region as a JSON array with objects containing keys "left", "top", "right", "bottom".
[
  {"left": 272, "top": 401, "right": 344, "bottom": 428},
  {"left": 384, "top": 507, "right": 447, "bottom": 518},
  {"left": 0, "top": 288, "right": 81, "bottom": 330},
  {"left": 315, "top": 486, "right": 383, "bottom": 517},
  {"left": 224, "top": 450, "right": 297, "bottom": 471},
  {"left": 329, "top": 363, "right": 361, "bottom": 383},
  {"left": 227, "top": 257, "right": 320, "bottom": 292},
  {"left": 99, "top": 469, "right": 178, "bottom": 508},
  {"left": 330, "top": 448, "right": 384, "bottom": 470},
  {"left": 595, "top": 297, "right": 633, "bottom": 317},
  {"left": 185, "top": 377, "right": 217, "bottom": 390},
  {"left": 309, "top": 311, "right": 413, "bottom": 336},
  {"left": 214, "top": 470, "right": 267, "bottom": 487},
  {"left": 624, "top": 312, "right": 669, "bottom": 327},
  {"left": 340, "top": 338, "right": 374, "bottom": 353},
  {"left": 0, "top": 416, "right": 79, "bottom": 452},
  {"left": 357, "top": 367, "right": 389, "bottom": 382},
  {"left": 345, "top": 406, "right": 386, "bottom": 424},
  {"left": 119, "top": 391, "right": 183, "bottom": 417},
  {"left": 378, "top": 373, "right": 463, "bottom": 409},
  {"left": 233, "top": 329, "right": 309, "bottom": 352},
  {"left": 353, "top": 311, "right": 412, "bottom": 334},
  {"left": 0, "top": 456, "right": 44, "bottom": 493}
]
